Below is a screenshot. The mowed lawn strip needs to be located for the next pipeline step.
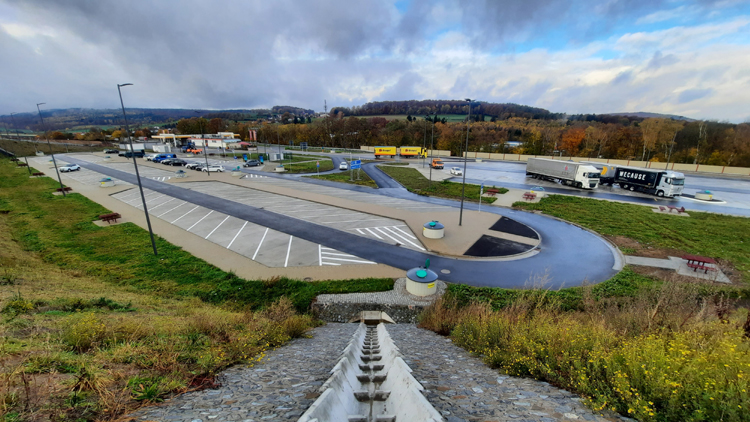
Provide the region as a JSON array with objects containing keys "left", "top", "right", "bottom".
[
  {"left": 378, "top": 165, "right": 504, "bottom": 203},
  {"left": 305, "top": 170, "right": 378, "bottom": 188},
  {"left": 513, "top": 195, "right": 750, "bottom": 283}
]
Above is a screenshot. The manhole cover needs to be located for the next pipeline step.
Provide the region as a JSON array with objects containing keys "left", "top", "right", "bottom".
[
  {"left": 303, "top": 277, "right": 312, "bottom": 281},
  {"left": 440, "top": 269, "right": 451, "bottom": 274}
]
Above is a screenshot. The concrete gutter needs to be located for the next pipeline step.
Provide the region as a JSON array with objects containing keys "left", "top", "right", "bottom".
[{"left": 298, "top": 322, "right": 442, "bottom": 422}]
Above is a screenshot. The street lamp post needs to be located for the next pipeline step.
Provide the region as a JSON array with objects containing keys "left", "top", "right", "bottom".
[
  {"left": 36, "top": 103, "right": 66, "bottom": 197},
  {"left": 422, "top": 116, "right": 427, "bottom": 168},
  {"left": 428, "top": 114, "right": 435, "bottom": 186},
  {"left": 118, "top": 83, "right": 158, "bottom": 256},
  {"left": 459, "top": 98, "right": 473, "bottom": 226},
  {"left": 10, "top": 113, "right": 22, "bottom": 142},
  {"left": 195, "top": 112, "right": 210, "bottom": 177}
]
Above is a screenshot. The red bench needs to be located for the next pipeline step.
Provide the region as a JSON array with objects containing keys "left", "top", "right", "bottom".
[
  {"left": 16, "top": 162, "right": 28, "bottom": 167},
  {"left": 98, "top": 213, "right": 122, "bottom": 224},
  {"left": 56, "top": 187, "right": 72, "bottom": 192},
  {"left": 687, "top": 262, "right": 716, "bottom": 274},
  {"left": 32, "top": 172, "right": 45, "bottom": 176},
  {"left": 485, "top": 188, "right": 500, "bottom": 196},
  {"left": 523, "top": 192, "right": 537, "bottom": 201}
]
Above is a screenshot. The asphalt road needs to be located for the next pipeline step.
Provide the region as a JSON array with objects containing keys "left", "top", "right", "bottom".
[{"left": 65, "top": 155, "right": 620, "bottom": 289}]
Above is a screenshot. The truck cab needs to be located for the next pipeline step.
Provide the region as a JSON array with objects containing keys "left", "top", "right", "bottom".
[
  {"left": 577, "top": 165, "right": 601, "bottom": 189},
  {"left": 431, "top": 159, "right": 444, "bottom": 169},
  {"left": 658, "top": 171, "right": 684, "bottom": 197}
]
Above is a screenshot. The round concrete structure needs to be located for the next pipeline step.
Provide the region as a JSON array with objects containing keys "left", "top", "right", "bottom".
[
  {"left": 405, "top": 267, "right": 439, "bottom": 296},
  {"left": 99, "top": 177, "right": 115, "bottom": 187},
  {"left": 695, "top": 190, "right": 713, "bottom": 201},
  {"left": 422, "top": 221, "right": 445, "bottom": 239}
]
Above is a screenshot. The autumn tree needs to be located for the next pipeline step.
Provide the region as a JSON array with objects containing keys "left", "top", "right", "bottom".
[{"left": 560, "top": 127, "right": 585, "bottom": 156}]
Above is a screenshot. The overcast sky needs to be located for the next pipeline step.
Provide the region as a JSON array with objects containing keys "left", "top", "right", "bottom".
[{"left": 1, "top": 0, "right": 749, "bottom": 122}]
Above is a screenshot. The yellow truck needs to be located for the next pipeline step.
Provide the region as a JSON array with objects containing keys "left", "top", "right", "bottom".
[
  {"left": 399, "top": 147, "right": 427, "bottom": 158},
  {"left": 373, "top": 146, "right": 397, "bottom": 158}
]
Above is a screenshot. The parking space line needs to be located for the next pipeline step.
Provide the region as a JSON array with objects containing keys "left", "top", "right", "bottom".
[
  {"left": 382, "top": 227, "right": 425, "bottom": 250},
  {"left": 318, "top": 244, "right": 322, "bottom": 266},
  {"left": 187, "top": 210, "right": 214, "bottom": 231},
  {"left": 321, "top": 256, "right": 376, "bottom": 264},
  {"left": 252, "top": 228, "right": 269, "bottom": 260},
  {"left": 322, "top": 262, "right": 341, "bottom": 266},
  {"left": 205, "top": 216, "right": 230, "bottom": 240},
  {"left": 319, "top": 218, "right": 391, "bottom": 224},
  {"left": 171, "top": 206, "right": 199, "bottom": 224},
  {"left": 157, "top": 201, "right": 187, "bottom": 217},
  {"left": 284, "top": 236, "right": 293, "bottom": 267},
  {"left": 365, "top": 228, "right": 383, "bottom": 239},
  {"left": 374, "top": 227, "right": 402, "bottom": 245},
  {"left": 149, "top": 197, "right": 176, "bottom": 210},
  {"left": 134, "top": 194, "right": 166, "bottom": 207},
  {"left": 391, "top": 225, "right": 416, "bottom": 239},
  {"left": 125, "top": 191, "right": 160, "bottom": 204},
  {"left": 322, "top": 252, "right": 364, "bottom": 257},
  {"left": 227, "top": 221, "right": 247, "bottom": 249}
]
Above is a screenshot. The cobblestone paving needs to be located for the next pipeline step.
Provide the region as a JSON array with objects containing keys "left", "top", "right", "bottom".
[
  {"left": 127, "top": 323, "right": 630, "bottom": 422},
  {"left": 388, "top": 325, "right": 631, "bottom": 422}
]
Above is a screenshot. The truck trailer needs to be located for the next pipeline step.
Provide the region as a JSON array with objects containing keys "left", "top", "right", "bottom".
[
  {"left": 373, "top": 146, "right": 397, "bottom": 158},
  {"left": 399, "top": 147, "right": 427, "bottom": 158},
  {"left": 613, "top": 166, "right": 684, "bottom": 197},
  {"left": 581, "top": 161, "right": 618, "bottom": 185},
  {"left": 526, "top": 158, "right": 600, "bottom": 189}
]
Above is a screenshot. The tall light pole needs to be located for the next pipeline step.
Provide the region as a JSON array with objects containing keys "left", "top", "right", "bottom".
[
  {"left": 10, "top": 113, "right": 22, "bottom": 142},
  {"left": 118, "top": 83, "right": 158, "bottom": 256},
  {"left": 37, "top": 103, "right": 66, "bottom": 197},
  {"left": 195, "top": 111, "right": 210, "bottom": 177},
  {"left": 428, "top": 113, "right": 435, "bottom": 186},
  {"left": 459, "top": 98, "right": 473, "bottom": 226},
  {"left": 422, "top": 116, "right": 428, "bottom": 168}
]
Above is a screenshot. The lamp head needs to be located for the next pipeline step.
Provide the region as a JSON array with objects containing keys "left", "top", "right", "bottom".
[
  {"left": 118, "top": 83, "right": 133, "bottom": 87},
  {"left": 37, "top": 103, "right": 46, "bottom": 106}
]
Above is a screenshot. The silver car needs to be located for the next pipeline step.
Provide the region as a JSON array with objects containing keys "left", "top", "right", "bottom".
[{"left": 60, "top": 164, "right": 81, "bottom": 172}]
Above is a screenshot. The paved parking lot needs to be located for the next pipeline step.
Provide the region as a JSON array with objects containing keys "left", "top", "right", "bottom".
[
  {"left": 111, "top": 187, "right": 376, "bottom": 268},
  {"left": 182, "top": 181, "right": 426, "bottom": 251}
]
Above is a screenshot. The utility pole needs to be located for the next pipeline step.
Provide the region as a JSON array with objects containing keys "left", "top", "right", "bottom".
[
  {"left": 459, "top": 99, "right": 473, "bottom": 226},
  {"left": 428, "top": 114, "right": 434, "bottom": 186},
  {"left": 36, "top": 103, "right": 66, "bottom": 197}
]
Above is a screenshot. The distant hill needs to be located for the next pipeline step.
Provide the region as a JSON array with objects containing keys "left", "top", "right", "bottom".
[
  {"left": 0, "top": 107, "right": 312, "bottom": 132},
  {"left": 331, "top": 100, "right": 562, "bottom": 120},
  {"left": 604, "top": 112, "right": 696, "bottom": 122}
]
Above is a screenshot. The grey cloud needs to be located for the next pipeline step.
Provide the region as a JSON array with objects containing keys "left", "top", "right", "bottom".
[
  {"left": 377, "top": 71, "right": 423, "bottom": 101},
  {"left": 612, "top": 70, "right": 634, "bottom": 84},
  {"left": 647, "top": 51, "right": 679, "bottom": 70},
  {"left": 678, "top": 88, "right": 715, "bottom": 103}
]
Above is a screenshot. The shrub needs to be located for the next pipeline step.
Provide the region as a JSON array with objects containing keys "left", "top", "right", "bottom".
[
  {"left": 1, "top": 292, "right": 34, "bottom": 317},
  {"left": 62, "top": 313, "right": 107, "bottom": 353}
]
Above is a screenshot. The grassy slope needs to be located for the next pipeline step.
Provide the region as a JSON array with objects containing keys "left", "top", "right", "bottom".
[
  {"left": 0, "top": 138, "right": 104, "bottom": 156},
  {"left": 378, "top": 165, "right": 505, "bottom": 203},
  {"left": 0, "top": 159, "right": 393, "bottom": 312},
  {"left": 514, "top": 195, "right": 750, "bottom": 283}
]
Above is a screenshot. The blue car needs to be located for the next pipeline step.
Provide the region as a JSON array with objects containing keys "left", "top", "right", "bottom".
[{"left": 152, "top": 153, "right": 176, "bottom": 163}]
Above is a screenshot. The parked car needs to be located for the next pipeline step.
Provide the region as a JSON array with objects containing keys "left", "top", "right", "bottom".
[
  {"left": 59, "top": 163, "right": 81, "bottom": 172},
  {"left": 202, "top": 165, "right": 225, "bottom": 172},
  {"left": 163, "top": 158, "right": 188, "bottom": 166},
  {"left": 243, "top": 159, "right": 261, "bottom": 167},
  {"left": 339, "top": 161, "right": 348, "bottom": 170},
  {"left": 144, "top": 154, "right": 159, "bottom": 161},
  {"left": 450, "top": 167, "right": 463, "bottom": 176},
  {"left": 104, "top": 149, "right": 118, "bottom": 154},
  {"left": 152, "top": 153, "right": 176, "bottom": 163},
  {"left": 121, "top": 151, "right": 145, "bottom": 158},
  {"left": 185, "top": 162, "right": 203, "bottom": 170}
]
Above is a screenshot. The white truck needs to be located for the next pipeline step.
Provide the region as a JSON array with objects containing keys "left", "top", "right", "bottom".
[{"left": 526, "top": 158, "right": 600, "bottom": 189}]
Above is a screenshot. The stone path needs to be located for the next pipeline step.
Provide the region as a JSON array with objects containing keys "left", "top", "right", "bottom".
[{"left": 126, "top": 323, "right": 630, "bottom": 422}]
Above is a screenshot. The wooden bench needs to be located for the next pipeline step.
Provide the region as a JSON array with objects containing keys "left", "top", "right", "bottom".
[
  {"left": 659, "top": 206, "right": 667, "bottom": 212},
  {"left": 667, "top": 205, "right": 686, "bottom": 213},
  {"left": 32, "top": 172, "right": 45, "bottom": 176},
  {"left": 16, "top": 162, "right": 28, "bottom": 167},
  {"left": 98, "top": 213, "right": 122, "bottom": 224},
  {"left": 523, "top": 192, "right": 537, "bottom": 201},
  {"left": 10, "top": 158, "right": 18, "bottom": 162},
  {"left": 55, "top": 187, "right": 72, "bottom": 193},
  {"left": 687, "top": 262, "right": 716, "bottom": 274},
  {"left": 485, "top": 188, "right": 500, "bottom": 196}
]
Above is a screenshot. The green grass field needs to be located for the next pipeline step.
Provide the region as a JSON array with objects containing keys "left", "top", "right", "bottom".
[
  {"left": 305, "top": 170, "right": 378, "bottom": 187},
  {"left": 378, "top": 165, "right": 504, "bottom": 203},
  {"left": 0, "top": 138, "right": 104, "bottom": 156},
  {"left": 513, "top": 195, "right": 750, "bottom": 282}
]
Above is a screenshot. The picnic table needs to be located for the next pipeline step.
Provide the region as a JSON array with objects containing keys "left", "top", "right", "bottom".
[
  {"left": 522, "top": 192, "right": 537, "bottom": 201},
  {"left": 98, "top": 213, "right": 122, "bottom": 224},
  {"left": 485, "top": 188, "right": 500, "bottom": 196},
  {"left": 667, "top": 205, "right": 686, "bottom": 213},
  {"left": 682, "top": 254, "right": 717, "bottom": 273}
]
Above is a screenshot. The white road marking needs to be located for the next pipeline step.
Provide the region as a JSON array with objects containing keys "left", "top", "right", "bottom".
[
  {"left": 318, "top": 244, "right": 322, "bottom": 266},
  {"left": 227, "top": 221, "right": 247, "bottom": 249},
  {"left": 125, "top": 191, "right": 160, "bottom": 204},
  {"left": 171, "top": 206, "right": 199, "bottom": 224},
  {"left": 157, "top": 201, "right": 187, "bottom": 217},
  {"left": 391, "top": 225, "right": 417, "bottom": 240},
  {"left": 320, "top": 256, "right": 376, "bottom": 264},
  {"left": 284, "top": 236, "right": 293, "bottom": 267},
  {"left": 374, "top": 227, "right": 402, "bottom": 245},
  {"left": 382, "top": 226, "right": 425, "bottom": 250},
  {"left": 187, "top": 210, "right": 214, "bottom": 231},
  {"left": 252, "top": 228, "right": 269, "bottom": 260},
  {"left": 205, "top": 216, "right": 230, "bottom": 240},
  {"left": 148, "top": 197, "right": 176, "bottom": 210},
  {"left": 365, "top": 228, "right": 383, "bottom": 239}
]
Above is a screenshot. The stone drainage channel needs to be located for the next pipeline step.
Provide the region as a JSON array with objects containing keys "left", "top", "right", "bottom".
[{"left": 299, "top": 315, "right": 441, "bottom": 422}]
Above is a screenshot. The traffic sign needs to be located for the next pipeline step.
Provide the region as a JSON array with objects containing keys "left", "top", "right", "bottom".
[{"left": 351, "top": 159, "right": 362, "bottom": 169}]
